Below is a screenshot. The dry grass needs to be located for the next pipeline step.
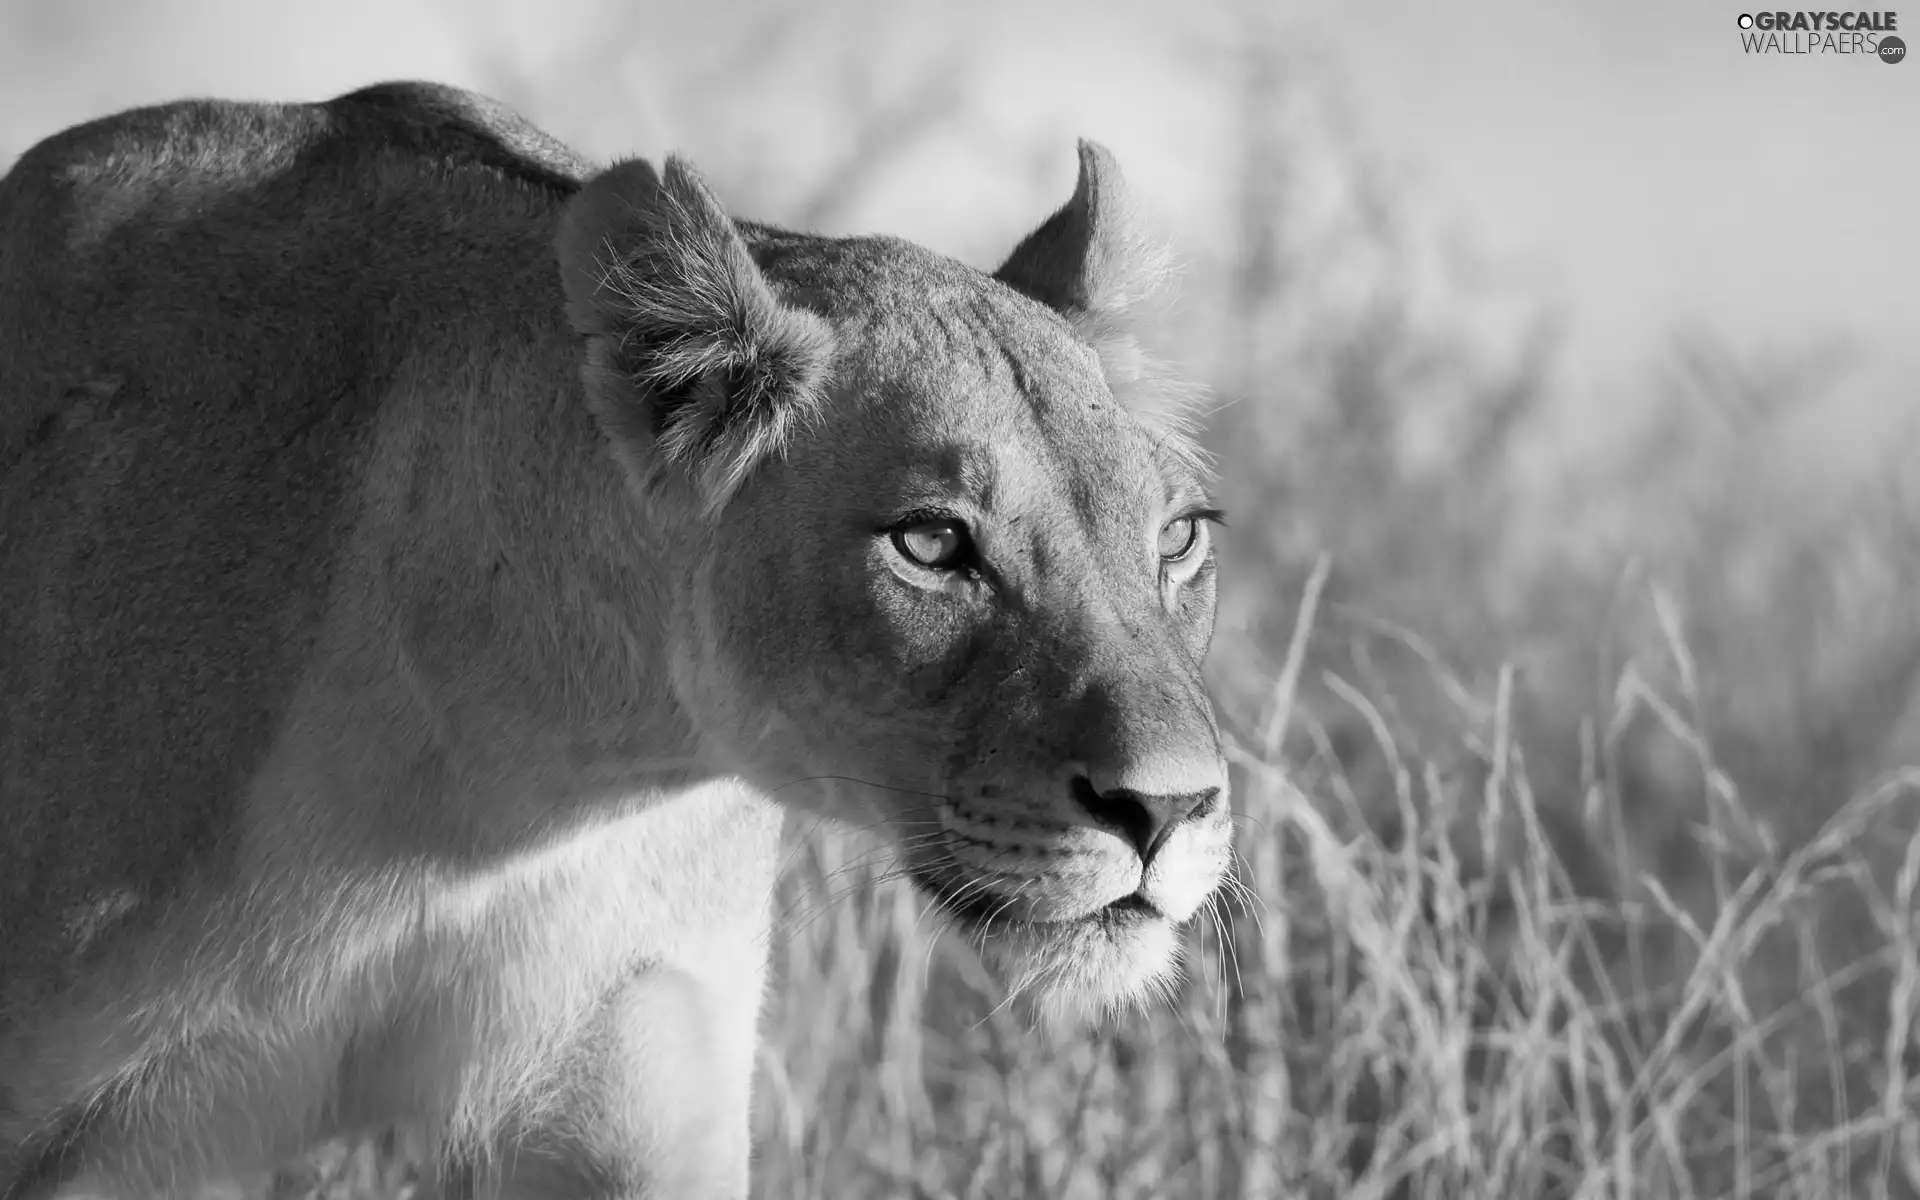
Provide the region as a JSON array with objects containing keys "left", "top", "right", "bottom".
[{"left": 735, "top": 563, "right": 1920, "bottom": 1199}]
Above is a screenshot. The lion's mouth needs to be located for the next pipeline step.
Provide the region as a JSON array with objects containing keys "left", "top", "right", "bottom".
[
  {"left": 1102, "top": 891, "right": 1163, "bottom": 920},
  {"left": 918, "top": 870, "right": 1165, "bottom": 933}
]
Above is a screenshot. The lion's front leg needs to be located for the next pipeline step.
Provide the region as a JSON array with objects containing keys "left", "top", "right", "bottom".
[
  {"left": 450, "top": 963, "right": 763, "bottom": 1200},
  {"left": 400, "top": 787, "right": 783, "bottom": 1200}
]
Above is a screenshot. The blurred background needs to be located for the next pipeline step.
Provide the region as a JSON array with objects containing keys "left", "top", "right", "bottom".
[{"left": 6, "top": 1, "right": 1919, "bottom": 1196}]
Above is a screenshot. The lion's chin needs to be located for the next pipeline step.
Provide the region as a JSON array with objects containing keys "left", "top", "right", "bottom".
[{"left": 967, "top": 907, "right": 1183, "bottom": 1032}]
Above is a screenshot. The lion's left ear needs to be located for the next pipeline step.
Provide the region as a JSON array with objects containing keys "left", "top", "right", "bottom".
[
  {"left": 556, "top": 155, "right": 834, "bottom": 516},
  {"left": 993, "top": 140, "right": 1172, "bottom": 334},
  {"left": 995, "top": 142, "right": 1204, "bottom": 437}
]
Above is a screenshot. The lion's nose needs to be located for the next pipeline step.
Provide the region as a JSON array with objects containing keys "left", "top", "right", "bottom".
[{"left": 1071, "top": 777, "right": 1220, "bottom": 868}]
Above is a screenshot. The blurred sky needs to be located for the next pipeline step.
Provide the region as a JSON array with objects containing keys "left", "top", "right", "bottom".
[{"left": 2, "top": 0, "right": 1913, "bottom": 409}]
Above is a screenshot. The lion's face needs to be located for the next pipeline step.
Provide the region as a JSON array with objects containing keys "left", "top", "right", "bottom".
[
  {"left": 689, "top": 254, "right": 1228, "bottom": 1020},
  {"left": 560, "top": 143, "right": 1228, "bottom": 1020}
]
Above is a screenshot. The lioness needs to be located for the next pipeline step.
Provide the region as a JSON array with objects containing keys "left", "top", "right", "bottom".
[{"left": 0, "top": 82, "right": 1229, "bottom": 1199}]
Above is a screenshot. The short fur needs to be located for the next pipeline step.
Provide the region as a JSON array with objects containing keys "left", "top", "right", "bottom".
[{"left": 0, "top": 82, "right": 1230, "bottom": 1200}]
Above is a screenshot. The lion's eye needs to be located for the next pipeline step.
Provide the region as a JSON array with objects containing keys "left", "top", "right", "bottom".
[
  {"left": 1158, "top": 516, "right": 1200, "bottom": 562},
  {"left": 893, "top": 519, "right": 972, "bottom": 570}
]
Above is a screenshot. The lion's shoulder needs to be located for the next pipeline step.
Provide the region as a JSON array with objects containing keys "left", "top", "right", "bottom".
[
  {"left": 0, "top": 80, "right": 591, "bottom": 288},
  {"left": 0, "top": 86, "right": 602, "bottom": 956},
  {"left": 0, "top": 82, "right": 592, "bottom": 467}
]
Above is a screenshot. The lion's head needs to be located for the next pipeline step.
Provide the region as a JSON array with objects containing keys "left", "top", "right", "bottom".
[{"left": 556, "top": 143, "right": 1228, "bottom": 1022}]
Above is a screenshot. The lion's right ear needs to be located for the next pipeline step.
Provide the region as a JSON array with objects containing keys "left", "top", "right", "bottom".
[{"left": 556, "top": 156, "right": 834, "bottom": 515}]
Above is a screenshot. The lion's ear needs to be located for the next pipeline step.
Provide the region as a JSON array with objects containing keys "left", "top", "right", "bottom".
[
  {"left": 556, "top": 155, "right": 834, "bottom": 514},
  {"left": 994, "top": 142, "right": 1206, "bottom": 442},
  {"left": 993, "top": 140, "right": 1171, "bottom": 327}
]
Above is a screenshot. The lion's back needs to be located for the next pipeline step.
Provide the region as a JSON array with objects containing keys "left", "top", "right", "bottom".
[{"left": 0, "top": 83, "right": 587, "bottom": 992}]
